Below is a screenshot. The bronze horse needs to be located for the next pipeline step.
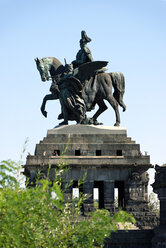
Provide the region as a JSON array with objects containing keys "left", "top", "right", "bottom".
[{"left": 35, "top": 57, "right": 126, "bottom": 126}]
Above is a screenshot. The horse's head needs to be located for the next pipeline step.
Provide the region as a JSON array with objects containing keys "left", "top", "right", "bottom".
[{"left": 34, "top": 57, "right": 50, "bottom": 82}]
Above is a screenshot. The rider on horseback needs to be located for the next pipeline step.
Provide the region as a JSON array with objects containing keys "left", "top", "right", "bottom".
[
  {"left": 56, "top": 31, "right": 93, "bottom": 124},
  {"left": 36, "top": 30, "right": 126, "bottom": 126},
  {"left": 72, "top": 31, "right": 93, "bottom": 68}
]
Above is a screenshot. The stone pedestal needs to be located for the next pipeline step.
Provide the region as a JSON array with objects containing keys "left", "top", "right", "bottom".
[
  {"left": 152, "top": 164, "right": 166, "bottom": 247},
  {"left": 24, "top": 125, "right": 155, "bottom": 228}
]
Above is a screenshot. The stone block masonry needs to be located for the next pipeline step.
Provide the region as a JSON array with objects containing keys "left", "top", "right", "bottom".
[{"left": 24, "top": 125, "right": 157, "bottom": 229}]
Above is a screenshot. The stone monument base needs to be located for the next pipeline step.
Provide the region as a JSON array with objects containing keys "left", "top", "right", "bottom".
[{"left": 24, "top": 125, "right": 158, "bottom": 229}]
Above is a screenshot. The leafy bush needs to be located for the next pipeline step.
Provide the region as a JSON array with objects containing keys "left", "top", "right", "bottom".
[
  {"left": 0, "top": 160, "right": 19, "bottom": 188},
  {"left": 0, "top": 160, "right": 135, "bottom": 248},
  {"left": 148, "top": 192, "right": 160, "bottom": 217}
]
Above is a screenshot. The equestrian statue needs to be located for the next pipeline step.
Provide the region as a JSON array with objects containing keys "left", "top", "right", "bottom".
[{"left": 35, "top": 31, "right": 126, "bottom": 126}]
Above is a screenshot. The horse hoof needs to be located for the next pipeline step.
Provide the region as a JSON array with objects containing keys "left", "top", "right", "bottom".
[
  {"left": 94, "top": 120, "right": 103, "bottom": 125},
  {"left": 58, "top": 113, "right": 63, "bottom": 120},
  {"left": 43, "top": 111, "right": 47, "bottom": 118},
  {"left": 59, "top": 121, "right": 68, "bottom": 125},
  {"left": 114, "top": 122, "right": 120, "bottom": 127},
  {"left": 123, "top": 105, "right": 126, "bottom": 112}
]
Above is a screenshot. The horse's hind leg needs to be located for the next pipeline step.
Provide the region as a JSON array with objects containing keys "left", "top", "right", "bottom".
[
  {"left": 119, "top": 96, "right": 126, "bottom": 112},
  {"left": 92, "top": 99, "right": 108, "bottom": 123},
  {"left": 113, "top": 92, "right": 126, "bottom": 112},
  {"left": 107, "top": 95, "right": 120, "bottom": 126}
]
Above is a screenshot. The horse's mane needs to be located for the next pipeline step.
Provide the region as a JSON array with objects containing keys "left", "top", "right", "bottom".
[
  {"left": 42, "top": 57, "right": 62, "bottom": 67},
  {"left": 52, "top": 57, "right": 65, "bottom": 75},
  {"left": 52, "top": 57, "right": 62, "bottom": 67},
  {"left": 43, "top": 57, "right": 65, "bottom": 76}
]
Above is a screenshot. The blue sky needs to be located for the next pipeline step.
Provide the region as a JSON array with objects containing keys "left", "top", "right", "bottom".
[{"left": 1, "top": 0, "right": 166, "bottom": 186}]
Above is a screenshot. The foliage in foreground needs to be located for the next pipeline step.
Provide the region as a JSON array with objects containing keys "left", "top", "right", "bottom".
[
  {"left": 148, "top": 192, "right": 160, "bottom": 217},
  {"left": 0, "top": 160, "right": 135, "bottom": 248}
]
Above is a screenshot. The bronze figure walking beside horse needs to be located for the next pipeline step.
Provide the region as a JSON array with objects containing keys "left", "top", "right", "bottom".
[{"left": 35, "top": 56, "right": 126, "bottom": 126}]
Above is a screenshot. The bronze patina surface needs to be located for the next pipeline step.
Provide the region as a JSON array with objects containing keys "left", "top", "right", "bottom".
[{"left": 35, "top": 31, "right": 126, "bottom": 126}]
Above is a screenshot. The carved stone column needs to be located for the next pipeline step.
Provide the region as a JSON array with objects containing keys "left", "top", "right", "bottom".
[
  {"left": 83, "top": 181, "right": 94, "bottom": 213},
  {"left": 152, "top": 164, "right": 166, "bottom": 247},
  {"left": 127, "top": 170, "right": 149, "bottom": 202},
  {"left": 104, "top": 180, "right": 114, "bottom": 211},
  {"left": 125, "top": 169, "right": 158, "bottom": 229}
]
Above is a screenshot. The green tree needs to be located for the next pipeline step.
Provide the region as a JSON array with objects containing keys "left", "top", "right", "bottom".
[
  {"left": 0, "top": 159, "right": 135, "bottom": 248},
  {"left": 148, "top": 192, "right": 160, "bottom": 217}
]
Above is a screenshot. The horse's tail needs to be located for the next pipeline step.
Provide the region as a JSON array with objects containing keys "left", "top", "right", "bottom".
[{"left": 110, "top": 72, "right": 126, "bottom": 112}]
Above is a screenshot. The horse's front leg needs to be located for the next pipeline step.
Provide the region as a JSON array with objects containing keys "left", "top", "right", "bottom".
[
  {"left": 91, "top": 99, "right": 108, "bottom": 124},
  {"left": 41, "top": 94, "right": 58, "bottom": 118}
]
